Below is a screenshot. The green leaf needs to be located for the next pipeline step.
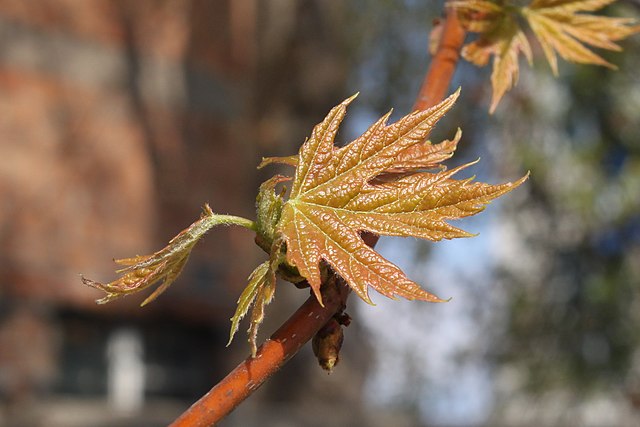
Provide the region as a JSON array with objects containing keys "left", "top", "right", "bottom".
[{"left": 227, "top": 261, "right": 277, "bottom": 356}]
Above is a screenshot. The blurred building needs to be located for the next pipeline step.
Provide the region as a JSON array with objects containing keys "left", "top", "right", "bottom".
[{"left": 0, "top": 1, "right": 379, "bottom": 426}]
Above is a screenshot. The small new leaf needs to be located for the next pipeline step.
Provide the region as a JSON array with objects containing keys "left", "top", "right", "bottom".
[
  {"left": 457, "top": 0, "right": 533, "bottom": 113},
  {"left": 274, "top": 91, "right": 527, "bottom": 306},
  {"left": 255, "top": 175, "right": 290, "bottom": 252},
  {"left": 227, "top": 261, "right": 277, "bottom": 357},
  {"left": 82, "top": 205, "right": 256, "bottom": 305}
]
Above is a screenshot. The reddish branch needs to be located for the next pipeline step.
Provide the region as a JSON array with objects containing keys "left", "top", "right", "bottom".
[
  {"left": 413, "top": 8, "right": 466, "bottom": 112},
  {"left": 170, "top": 274, "right": 349, "bottom": 427},
  {"left": 170, "top": 9, "right": 466, "bottom": 427}
]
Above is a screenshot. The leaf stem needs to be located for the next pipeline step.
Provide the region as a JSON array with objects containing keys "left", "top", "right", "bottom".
[
  {"left": 208, "top": 214, "right": 257, "bottom": 231},
  {"left": 170, "top": 275, "right": 349, "bottom": 427}
]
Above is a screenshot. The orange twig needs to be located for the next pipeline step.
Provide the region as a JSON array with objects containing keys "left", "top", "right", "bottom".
[
  {"left": 170, "top": 276, "right": 349, "bottom": 427},
  {"left": 169, "top": 9, "right": 466, "bottom": 427},
  {"left": 413, "top": 8, "right": 466, "bottom": 111},
  {"left": 369, "top": 8, "right": 466, "bottom": 249}
]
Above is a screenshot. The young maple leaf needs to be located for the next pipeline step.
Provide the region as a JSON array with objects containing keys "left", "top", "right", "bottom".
[
  {"left": 273, "top": 90, "right": 527, "bottom": 306},
  {"left": 454, "top": 0, "right": 533, "bottom": 113},
  {"left": 522, "top": 0, "right": 640, "bottom": 75},
  {"left": 82, "top": 205, "right": 257, "bottom": 305},
  {"left": 452, "top": 0, "right": 639, "bottom": 111},
  {"left": 227, "top": 261, "right": 276, "bottom": 356}
]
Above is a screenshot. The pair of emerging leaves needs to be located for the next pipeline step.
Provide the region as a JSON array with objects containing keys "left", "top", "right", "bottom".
[
  {"left": 449, "top": 0, "right": 640, "bottom": 112},
  {"left": 83, "top": 90, "right": 526, "bottom": 356}
]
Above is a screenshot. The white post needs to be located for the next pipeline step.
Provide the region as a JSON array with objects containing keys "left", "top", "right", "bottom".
[{"left": 106, "top": 327, "right": 145, "bottom": 414}]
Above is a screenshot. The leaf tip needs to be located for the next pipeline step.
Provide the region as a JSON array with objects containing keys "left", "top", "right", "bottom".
[
  {"left": 343, "top": 92, "right": 359, "bottom": 106},
  {"left": 258, "top": 155, "right": 298, "bottom": 169},
  {"left": 442, "top": 87, "right": 462, "bottom": 109},
  {"left": 80, "top": 274, "right": 93, "bottom": 287},
  {"left": 489, "top": 100, "right": 499, "bottom": 114},
  {"left": 441, "top": 87, "right": 462, "bottom": 112},
  {"left": 225, "top": 330, "right": 236, "bottom": 348},
  {"left": 427, "top": 294, "right": 451, "bottom": 303},
  {"left": 314, "top": 289, "right": 325, "bottom": 307},
  {"left": 257, "top": 157, "right": 269, "bottom": 169},
  {"left": 511, "top": 171, "right": 530, "bottom": 189},
  {"left": 139, "top": 295, "right": 154, "bottom": 307},
  {"left": 203, "top": 203, "right": 214, "bottom": 216}
]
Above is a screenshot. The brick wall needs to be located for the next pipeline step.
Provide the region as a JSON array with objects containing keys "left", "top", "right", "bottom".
[
  {"left": 0, "top": 0, "right": 257, "bottom": 310},
  {"left": 0, "top": 2, "right": 369, "bottom": 425}
]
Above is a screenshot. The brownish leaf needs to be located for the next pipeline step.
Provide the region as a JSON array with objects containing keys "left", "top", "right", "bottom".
[
  {"left": 523, "top": 0, "right": 640, "bottom": 75},
  {"left": 85, "top": 90, "right": 529, "bottom": 356},
  {"left": 454, "top": 0, "right": 533, "bottom": 112},
  {"left": 274, "top": 91, "right": 527, "bottom": 305},
  {"left": 82, "top": 205, "right": 257, "bottom": 305},
  {"left": 452, "top": 0, "right": 639, "bottom": 111}
]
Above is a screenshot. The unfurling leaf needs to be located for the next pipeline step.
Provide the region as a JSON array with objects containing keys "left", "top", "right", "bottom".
[
  {"left": 82, "top": 205, "right": 256, "bottom": 305},
  {"left": 227, "top": 261, "right": 277, "bottom": 357},
  {"left": 272, "top": 91, "right": 528, "bottom": 306},
  {"left": 254, "top": 175, "right": 290, "bottom": 252},
  {"left": 452, "top": 0, "right": 640, "bottom": 111}
]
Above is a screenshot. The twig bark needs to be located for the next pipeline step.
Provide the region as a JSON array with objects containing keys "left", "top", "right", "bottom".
[
  {"left": 413, "top": 8, "right": 466, "bottom": 112},
  {"left": 169, "top": 8, "right": 466, "bottom": 427},
  {"left": 170, "top": 275, "right": 349, "bottom": 427}
]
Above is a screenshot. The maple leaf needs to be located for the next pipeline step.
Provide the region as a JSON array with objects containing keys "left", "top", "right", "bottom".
[
  {"left": 452, "top": 0, "right": 639, "bottom": 111},
  {"left": 522, "top": 0, "right": 640, "bottom": 75},
  {"left": 454, "top": 0, "right": 533, "bottom": 113},
  {"left": 82, "top": 205, "right": 256, "bottom": 305},
  {"left": 227, "top": 260, "right": 277, "bottom": 357},
  {"left": 274, "top": 90, "right": 528, "bottom": 305}
]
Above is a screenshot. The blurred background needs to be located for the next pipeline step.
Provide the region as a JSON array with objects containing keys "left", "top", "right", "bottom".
[{"left": 0, "top": 1, "right": 639, "bottom": 426}]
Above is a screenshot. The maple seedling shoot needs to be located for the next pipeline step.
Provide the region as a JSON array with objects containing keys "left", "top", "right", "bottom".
[{"left": 80, "top": 2, "right": 639, "bottom": 425}]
